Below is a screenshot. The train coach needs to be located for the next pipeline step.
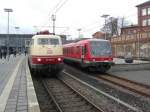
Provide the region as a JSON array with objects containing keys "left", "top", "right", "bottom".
[
  {"left": 63, "top": 38, "right": 114, "bottom": 73},
  {"left": 28, "top": 32, "right": 63, "bottom": 76}
]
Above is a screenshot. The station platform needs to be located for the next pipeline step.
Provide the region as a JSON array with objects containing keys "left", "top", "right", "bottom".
[
  {"left": 0, "top": 55, "right": 40, "bottom": 112},
  {"left": 110, "top": 58, "right": 150, "bottom": 72},
  {"left": 113, "top": 58, "right": 150, "bottom": 64},
  {"left": 109, "top": 58, "right": 150, "bottom": 86},
  {"left": 0, "top": 55, "right": 149, "bottom": 112}
]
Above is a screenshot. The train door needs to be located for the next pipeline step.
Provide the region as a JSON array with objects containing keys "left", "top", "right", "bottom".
[
  {"left": 81, "top": 46, "right": 84, "bottom": 63},
  {"left": 81, "top": 44, "right": 87, "bottom": 63}
]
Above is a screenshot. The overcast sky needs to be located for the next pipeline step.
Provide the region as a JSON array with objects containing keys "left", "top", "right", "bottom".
[{"left": 0, "top": 0, "right": 147, "bottom": 39}]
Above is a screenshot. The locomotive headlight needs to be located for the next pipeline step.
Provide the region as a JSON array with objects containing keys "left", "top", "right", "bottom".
[
  {"left": 37, "top": 58, "right": 41, "bottom": 61},
  {"left": 58, "top": 58, "right": 61, "bottom": 61},
  {"left": 93, "top": 59, "right": 95, "bottom": 61}
]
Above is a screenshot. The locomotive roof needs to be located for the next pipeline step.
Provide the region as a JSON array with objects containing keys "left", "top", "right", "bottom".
[{"left": 32, "top": 34, "right": 60, "bottom": 39}]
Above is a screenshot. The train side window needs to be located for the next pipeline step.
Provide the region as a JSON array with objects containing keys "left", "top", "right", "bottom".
[
  {"left": 76, "top": 46, "right": 79, "bottom": 54},
  {"left": 84, "top": 45, "right": 87, "bottom": 54},
  {"left": 82, "top": 45, "right": 87, "bottom": 55},
  {"left": 82, "top": 46, "right": 84, "bottom": 55}
]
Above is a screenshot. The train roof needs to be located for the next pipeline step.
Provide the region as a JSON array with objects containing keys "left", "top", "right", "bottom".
[
  {"left": 63, "top": 38, "right": 109, "bottom": 47},
  {"left": 76, "top": 38, "right": 109, "bottom": 44},
  {"left": 32, "top": 34, "right": 61, "bottom": 39}
]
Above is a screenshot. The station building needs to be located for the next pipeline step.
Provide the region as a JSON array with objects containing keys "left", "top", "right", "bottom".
[
  {"left": 0, "top": 33, "right": 67, "bottom": 54},
  {"left": 92, "top": 31, "right": 105, "bottom": 39},
  {"left": 110, "top": 1, "right": 150, "bottom": 59},
  {"left": 0, "top": 34, "right": 33, "bottom": 54}
]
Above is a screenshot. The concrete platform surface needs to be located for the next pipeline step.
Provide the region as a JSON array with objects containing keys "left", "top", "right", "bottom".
[
  {"left": 109, "top": 70, "right": 150, "bottom": 86},
  {"left": 0, "top": 55, "right": 40, "bottom": 112},
  {"left": 113, "top": 58, "right": 150, "bottom": 64}
]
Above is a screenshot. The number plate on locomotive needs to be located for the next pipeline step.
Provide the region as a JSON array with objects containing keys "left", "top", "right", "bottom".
[{"left": 46, "top": 58, "right": 54, "bottom": 61}]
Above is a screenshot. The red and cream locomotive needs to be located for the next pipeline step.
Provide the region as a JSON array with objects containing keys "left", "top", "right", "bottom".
[
  {"left": 28, "top": 31, "right": 63, "bottom": 75},
  {"left": 63, "top": 38, "right": 114, "bottom": 72}
]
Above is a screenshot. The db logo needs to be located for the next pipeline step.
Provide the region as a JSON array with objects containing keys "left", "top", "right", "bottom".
[{"left": 47, "top": 49, "right": 52, "bottom": 54}]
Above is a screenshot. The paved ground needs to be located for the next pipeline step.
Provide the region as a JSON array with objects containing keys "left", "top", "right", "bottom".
[
  {"left": 0, "top": 55, "right": 149, "bottom": 112},
  {"left": 0, "top": 55, "right": 21, "bottom": 95},
  {"left": 110, "top": 58, "right": 150, "bottom": 86},
  {"left": 109, "top": 58, "right": 150, "bottom": 86},
  {"left": 113, "top": 58, "right": 150, "bottom": 64},
  {"left": 109, "top": 70, "right": 150, "bottom": 86},
  {"left": 0, "top": 55, "right": 40, "bottom": 112}
]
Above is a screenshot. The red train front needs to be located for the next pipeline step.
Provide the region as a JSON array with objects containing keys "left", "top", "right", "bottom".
[{"left": 63, "top": 38, "right": 114, "bottom": 72}]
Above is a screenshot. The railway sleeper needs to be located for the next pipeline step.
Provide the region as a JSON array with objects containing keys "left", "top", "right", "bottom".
[
  {"left": 39, "top": 100, "right": 54, "bottom": 106},
  {"left": 56, "top": 98, "right": 82, "bottom": 104},
  {"left": 41, "top": 109, "right": 57, "bottom": 112},
  {"left": 54, "top": 94, "right": 78, "bottom": 99},
  {"left": 63, "top": 105, "right": 92, "bottom": 112},
  {"left": 53, "top": 91, "right": 74, "bottom": 96},
  {"left": 50, "top": 88, "right": 72, "bottom": 93},
  {"left": 60, "top": 101, "right": 87, "bottom": 108},
  {"left": 40, "top": 105, "right": 56, "bottom": 110}
]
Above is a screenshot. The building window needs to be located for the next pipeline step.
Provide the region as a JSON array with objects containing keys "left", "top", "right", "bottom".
[
  {"left": 148, "top": 8, "right": 150, "bottom": 15},
  {"left": 128, "top": 30, "right": 132, "bottom": 35},
  {"left": 148, "top": 19, "right": 150, "bottom": 25},
  {"left": 133, "top": 30, "right": 136, "bottom": 33},
  {"left": 142, "top": 19, "right": 147, "bottom": 26},
  {"left": 142, "top": 8, "right": 147, "bottom": 16}
]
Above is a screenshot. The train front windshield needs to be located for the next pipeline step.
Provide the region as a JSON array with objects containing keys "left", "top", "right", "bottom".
[
  {"left": 90, "top": 41, "right": 112, "bottom": 56},
  {"left": 38, "top": 38, "right": 59, "bottom": 45}
]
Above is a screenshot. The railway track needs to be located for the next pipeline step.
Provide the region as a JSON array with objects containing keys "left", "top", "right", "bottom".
[
  {"left": 42, "top": 78, "right": 104, "bottom": 112},
  {"left": 32, "top": 77, "right": 58, "bottom": 112},
  {"left": 97, "top": 74, "right": 150, "bottom": 97},
  {"left": 65, "top": 63, "right": 150, "bottom": 97},
  {"left": 62, "top": 65, "right": 150, "bottom": 112}
]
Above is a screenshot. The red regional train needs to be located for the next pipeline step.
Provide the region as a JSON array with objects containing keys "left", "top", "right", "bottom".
[
  {"left": 28, "top": 31, "right": 64, "bottom": 76},
  {"left": 63, "top": 38, "right": 114, "bottom": 72}
]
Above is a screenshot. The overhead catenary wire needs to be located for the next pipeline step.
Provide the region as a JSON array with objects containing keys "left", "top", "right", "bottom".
[
  {"left": 60, "top": 27, "right": 70, "bottom": 34},
  {"left": 41, "top": 0, "right": 64, "bottom": 27},
  {"left": 50, "top": 0, "right": 64, "bottom": 15},
  {"left": 54, "top": 0, "right": 69, "bottom": 13},
  {"left": 40, "top": 0, "right": 69, "bottom": 33}
]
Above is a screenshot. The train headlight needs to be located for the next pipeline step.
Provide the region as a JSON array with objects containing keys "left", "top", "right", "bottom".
[
  {"left": 93, "top": 59, "right": 95, "bottom": 62},
  {"left": 58, "top": 58, "right": 61, "bottom": 61},
  {"left": 37, "top": 58, "right": 41, "bottom": 61}
]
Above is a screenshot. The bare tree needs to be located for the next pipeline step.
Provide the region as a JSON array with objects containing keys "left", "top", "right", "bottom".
[{"left": 101, "top": 17, "right": 130, "bottom": 38}]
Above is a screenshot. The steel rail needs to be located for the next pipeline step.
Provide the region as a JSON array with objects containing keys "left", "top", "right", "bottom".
[
  {"left": 59, "top": 76, "right": 105, "bottom": 112},
  {"left": 97, "top": 74, "right": 150, "bottom": 97},
  {"left": 106, "top": 74, "right": 150, "bottom": 89},
  {"left": 42, "top": 80, "right": 64, "bottom": 112},
  {"left": 43, "top": 78, "right": 104, "bottom": 112},
  {"left": 62, "top": 70, "right": 142, "bottom": 112}
]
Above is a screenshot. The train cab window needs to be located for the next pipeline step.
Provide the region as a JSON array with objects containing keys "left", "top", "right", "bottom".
[
  {"left": 38, "top": 38, "right": 49, "bottom": 45},
  {"left": 90, "top": 41, "right": 112, "bottom": 56},
  {"left": 50, "top": 38, "right": 59, "bottom": 45},
  {"left": 37, "top": 38, "right": 59, "bottom": 45}
]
